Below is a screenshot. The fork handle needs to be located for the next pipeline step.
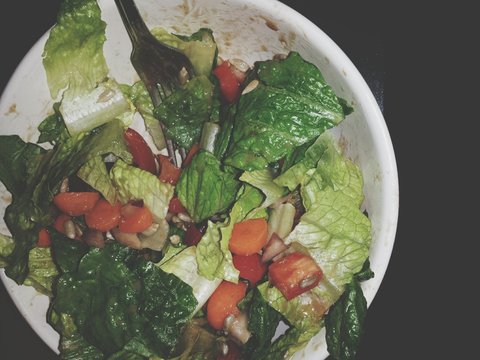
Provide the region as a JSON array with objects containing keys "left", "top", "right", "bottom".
[{"left": 114, "top": 0, "right": 152, "bottom": 45}]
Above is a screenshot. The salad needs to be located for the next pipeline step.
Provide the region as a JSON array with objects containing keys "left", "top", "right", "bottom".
[{"left": 0, "top": 1, "right": 373, "bottom": 359}]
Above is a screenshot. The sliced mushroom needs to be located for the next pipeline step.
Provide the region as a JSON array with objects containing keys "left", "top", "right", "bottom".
[
  {"left": 223, "top": 312, "right": 251, "bottom": 345},
  {"left": 262, "top": 233, "right": 288, "bottom": 263}
]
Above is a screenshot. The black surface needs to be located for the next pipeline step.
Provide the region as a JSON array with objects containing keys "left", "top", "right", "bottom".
[{"left": 0, "top": 1, "right": 391, "bottom": 359}]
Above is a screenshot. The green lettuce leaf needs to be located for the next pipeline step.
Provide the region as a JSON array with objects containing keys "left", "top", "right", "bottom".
[
  {"left": 37, "top": 102, "right": 69, "bottom": 145},
  {"left": 224, "top": 52, "right": 347, "bottom": 170},
  {"left": 154, "top": 75, "right": 214, "bottom": 149},
  {"left": 325, "top": 279, "right": 367, "bottom": 360},
  {"left": 284, "top": 135, "right": 371, "bottom": 291},
  {"left": 0, "top": 119, "right": 131, "bottom": 283},
  {"left": 110, "top": 159, "right": 174, "bottom": 222},
  {"left": 42, "top": 0, "right": 108, "bottom": 99},
  {"left": 1, "top": 233, "right": 58, "bottom": 296},
  {"left": 151, "top": 28, "right": 217, "bottom": 76},
  {"left": 176, "top": 151, "right": 240, "bottom": 223},
  {"left": 240, "top": 169, "right": 287, "bottom": 208},
  {"left": 0, "top": 233, "right": 15, "bottom": 268},
  {"left": 52, "top": 242, "right": 198, "bottom": 358},
  {"left": 159, "top": 246, "right": 221, "bottom": 314},
  {"left": 196, "top": 184, "right": 264, "bottom": 281},
  {"left": 23, "top": 247, "right": 59, "bottom": 297},
  {"left": 264, "top": 326, "right": 318, "bottom": 360},
  {"left": 48, "top": 311, "right": 104, "bottom": 360},
  {"left": 125, "top": 81, "right": 166, "bottom": 150},
  {"left": 242, "top": 287, "right": 283, "bottom": 359},
  {"left": 274, "top": 134, "right": 330, "bottom": 191},
  {"left": 77, "top": 155, "right": 117, "bottom": 204}
]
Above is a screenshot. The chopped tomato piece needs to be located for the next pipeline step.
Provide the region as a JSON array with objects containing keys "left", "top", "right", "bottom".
[
  {"left": 37, "top": 228, "right": 51, "bottom": 248},
  {"left": 233, "top": 253, "right": 267, "bottom": 286},
  {"left": 119, "top": 204, "right": 153, "bottom": 233},
  {"left": 53, "top": 192, "right": 100, "bottom": 216},
  {"left": 207, "top": 281, "right": 247, "bottom": 330},
  {"left": 184, "top": 224, "right": 203, "bottom": 246},
  {"left": 182, "top": 143, "right": 200, "bottom": 168},
  {"left": 85, "top": 199, "right": 122, "bottom": 232},
  {"left": 124, "top": 128, "right": 157, "bottom": 174},
  {"left": 168, "top": 196, "right": 187, "bottom": 214},
  {"left": 229, "top": 218, "right": 268, "bottom": 256},
  {"left": 158, "top": 155, "right": 182, "bottom": 184},
  {"left": 268, "top": 252, "right": 323, "bottom": 300},
  {"left": 213, "top": 61, "right": 241, "bottom": 103}
]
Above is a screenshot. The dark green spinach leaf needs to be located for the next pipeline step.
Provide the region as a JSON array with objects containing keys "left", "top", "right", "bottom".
[
  {"left": 242, "top": 288, "right": 283, "bottom": 359},
  {"left": 325, "top": 259, "right": 374, "bottom": 360}
]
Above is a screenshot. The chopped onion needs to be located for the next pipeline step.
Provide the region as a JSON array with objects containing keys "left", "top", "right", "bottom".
[{"left": 262, "top": 233, "right": 288, "bottom": 263}]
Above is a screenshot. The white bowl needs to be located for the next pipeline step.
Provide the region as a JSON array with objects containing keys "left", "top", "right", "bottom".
[{"left": 0, "top": 0, "right": 398, "bottom": 358}]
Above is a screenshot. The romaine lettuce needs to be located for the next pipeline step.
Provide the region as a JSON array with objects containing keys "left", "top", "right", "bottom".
[
  {"left": 154, "top": 75, "right": 214, "bottom": 149},
  {"left": 0, "top": 120, "right": 131, "bottom": 283},
  {"left": 151, "top": 28, "right": 217, "bottom": 76},
  {"left": 195, "top": 184, "right": 265, "bottom": 281},
  {"left": 284, "top": 135, "right": 371, "bottom": 291},
  {"left": 43, "top": 0, "right": 108, "bottom": 99},
  {"left": 224, "top": 52, "right": 347, "bottom": 170},
  {"left": 176, "top": 151, "right": 240, "bottom": 223},
  {"left": 77, "top": 155, "right": 117, "bottom": 204},
  {"left": 110, "top": 159, "right": 174, "bottom": 222},
  {"left": 51, "top": 241, "right": 198, "bottom": 358},
  {"left": 43, "top": 0, "right": 129, "bottom": 135},
  {"left": 159, "top": 246, "right": 221, "bottom": 314}
]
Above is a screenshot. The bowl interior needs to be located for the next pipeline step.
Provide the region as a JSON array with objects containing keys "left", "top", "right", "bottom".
[{"left": 0, "top": 0, "right": 398, "bottom": 358}]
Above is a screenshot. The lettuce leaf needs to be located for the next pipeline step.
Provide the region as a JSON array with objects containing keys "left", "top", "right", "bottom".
[
  {"left": 151, "top": 28, "right": 217, "bottom": 77},
  {"left": 284, "top": 135, "right": 371, "bottom": 291},
  {"left": 242, "top": 287, "right": 283, "bottom": 359},
  {"left": 1, "top": 233, "right": 58, "bottom": 296},
  {"left": 176, "top": 151, "right": 240, "bottom": 223},
  {"left": 110, "top": 159, "right": 174, "bottom": 222},
  {"left": 37, "top": 102, "right": 69, "bottom": 145},
  {"left": 154, "top": 75, "right": 214, "bottom": 149},
  {"left": 159, "top": 246, "right": 221, "bottom": 314},
  {"left": 77, "top": 155, "right": 117, "bottom": 204},
  {"left": 0, "top": 119, "right": 130, "bottom": 283},
  {"left": 274, "top": 134, "right": 330, "bottom": 191},
  {"left": 22, "top": 247, "right": 59, "bottom": 297},
  {"left": 42, "top": 0, "right": 108, "bottom": 99},
  {"left": 224, "top": 52, "right": 347, "bottom": 170},
  {"left": 0, "top": 233, "right": 14, "bottom": 268},
  {"left": 240, "top": 169, "right": 287, "bottom": 208},
  {"left": 125, "top": 81, "right": 166, "bottom": 150},
  {"left": 51, "top": 242, "right": 198, "bottom": 358},
  {"left": 196, "top": 184, "right": 264, "bottom": 281}
]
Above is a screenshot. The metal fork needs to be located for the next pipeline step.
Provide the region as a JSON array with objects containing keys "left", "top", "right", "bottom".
[{"left": 114, "top": 0, "right": 194, "bottom": 165}]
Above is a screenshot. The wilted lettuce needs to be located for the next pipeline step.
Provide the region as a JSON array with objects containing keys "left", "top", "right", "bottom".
[
  {"left": 0, "top": 120, "right": 131, "bottom": 283},
  {"left": 50, "top": 240, "right": 198, "bottom": 358}
]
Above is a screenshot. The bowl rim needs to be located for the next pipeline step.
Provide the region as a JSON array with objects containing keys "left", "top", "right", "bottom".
[{"left": 1, "top": 0, "right": 398, "bottom": 357}]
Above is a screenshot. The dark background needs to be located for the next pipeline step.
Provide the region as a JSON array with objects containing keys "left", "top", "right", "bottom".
[{"left": 0, "top": 1, "right": 413, "bottom": 359}]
